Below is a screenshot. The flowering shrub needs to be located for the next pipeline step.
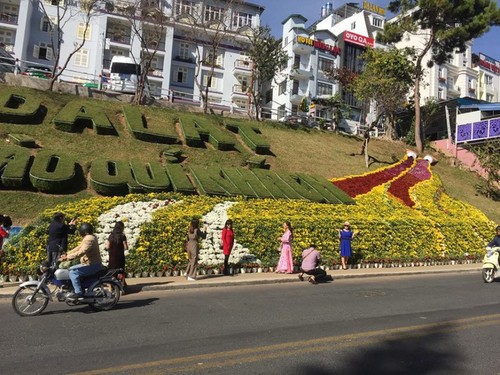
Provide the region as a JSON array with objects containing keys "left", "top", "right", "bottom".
[
  {"left": 2, "top": 158, "right": 496, "bottom": 275},
  {"left": 388, "top": 159, "right": 432, "bottom": 207},
  {"left": 331, "top": 156, "right": 414, "bottom": 197}
]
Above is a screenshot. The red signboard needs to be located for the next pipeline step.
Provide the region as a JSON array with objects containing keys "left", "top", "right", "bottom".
[{"left": 344, "top": 31, "right": 374, "bottom": 48}]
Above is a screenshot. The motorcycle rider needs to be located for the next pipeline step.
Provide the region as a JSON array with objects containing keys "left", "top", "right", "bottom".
[
  {"left": 60, "top": 223, "right": 103, "bottom": 299},
  {"left": 487, "top": 225, "right": 500, "bottom": 250}
]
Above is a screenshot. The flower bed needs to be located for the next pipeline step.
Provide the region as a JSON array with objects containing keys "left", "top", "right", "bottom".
[
  {"left": 387, "top": 159, "right": 432, "bottom": 207},
  {"left": 331, "top": 155, "right": 415, "bottom": 197}
]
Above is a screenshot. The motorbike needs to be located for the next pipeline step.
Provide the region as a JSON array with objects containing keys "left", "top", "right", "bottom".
[
  {"left": 12, "top": 262, "right": 123, "bottom": 316},
  {"left": 482, "top": 247, "right": 500, "bottom": 283}
]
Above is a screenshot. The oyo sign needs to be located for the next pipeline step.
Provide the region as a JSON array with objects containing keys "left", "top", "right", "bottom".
[{"left": 344, "top": 31, "right": 374, "bottom": 48}]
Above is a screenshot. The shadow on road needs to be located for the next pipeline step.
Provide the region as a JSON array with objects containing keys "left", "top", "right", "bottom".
[
  {"left": 41, "top": 298, "right": 159, "bottom": 315},
  {"left": 295, "top": 323, "right": 460, "bottom": 374}
]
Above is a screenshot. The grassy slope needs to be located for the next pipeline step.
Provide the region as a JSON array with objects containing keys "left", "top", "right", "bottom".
[{"left": 0, "top": 84, "right": 498, "bottom": 225}]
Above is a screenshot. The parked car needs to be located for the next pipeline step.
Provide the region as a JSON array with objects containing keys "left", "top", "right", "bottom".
[{"left": 22, "top": 66, "right": 52, "bottom": 79}]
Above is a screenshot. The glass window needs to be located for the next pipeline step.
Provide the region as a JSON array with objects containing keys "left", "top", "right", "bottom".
[
  {"left": 179, "top": 43, "right": 189, "bottom": 60},
  {"left": 233, "top": 12, "right": 252, "bottom": 28},
  {"left": 317, "top": 82, "right": 332, "bottom": 96},
  {"left": 174, "top": 67, "right": 188, "bottom": 83},
  {"left": 175, "top": 0, "right": 195, "bottom": 16},
  {"left": 318, "top": 57, "right": 334, "bottom": 72},
  {"left": 77, "top": 23, "right": 91, "bottom": 40},
  {"left": 278, "top": 80, "right": 287, "bottom": 95},
  {"left": 204, "top": 5, "right": 223, "bottom": 22},
  {"left": 74, "top": 48, "right": 89, "bottom": 67}
]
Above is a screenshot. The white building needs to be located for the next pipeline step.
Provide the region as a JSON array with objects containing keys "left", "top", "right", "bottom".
[
  {"left": 269, "top": 2, "right": 386, "bottom": 133},
  {"left": 473, "top": 53, "right": 500, "bottom": 103},
  {"left": 0, "top": 0, "right": 263, "bottom": 112}
]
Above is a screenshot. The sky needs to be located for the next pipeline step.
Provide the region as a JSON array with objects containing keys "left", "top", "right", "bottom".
[{"left": 253, "top": 0, "right": 500, "bottom": 61}]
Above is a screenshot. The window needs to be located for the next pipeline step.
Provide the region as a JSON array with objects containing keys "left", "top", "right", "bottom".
[
  {"left": 233, "top": 12, "right": 252, "bottom": 28},
  {"left": 77, "top": 23, "right": 91, "bottom": 40},
  {"left": 33, "top": 43, "right": 53, "bottom": 60},
  {"left": 175, "top": 0, "right": 195, "bottom": 16},
  {"left": 204, "top": 5, "right": 223, "bottom": 22},
  {"left": 278, "top": 80, "right": 287, "bottom": 95},
  {"left": 179, "top": 43, "right": 189, "bottom": 60},
  {"left": 318, "top": 57, "right": 334, "bottom": 72},
  {"left": 74, "top": 48, "right": 89, "bottom": 67},
  {"left": 372, "top": 17, "right": 383, "bottom": 28},
  {"left": 202, "top": 74, "right": 218, "bottom": 89},
  {"left": 265, "top": 89, "right": 272, "bottom": 103},
  {"left": 291, "top": 104, "right": 298, "bottom": 115},
  {"left": 204, "top": 50, "right": 223, "bottom": 66},
  {"left": 277, "top": 104, "right": 286, "bottom": 119},
  {"left": 350, "top": 21, "right": 356, "bottom": 30},
  {"left": 0, "top": 29, "right": 14, "bottom": 45},
  {"left": 447, "top": 77, "right": 454, "bottom": 90},
  {"left": 486, "top": 94, "right": 494, "bottom": 102},
  {"left": 292, "top": 80, "right": 299, "bottom": 95},
  {"left": 438, "top": 88, "right": 444, "bottom": 100},
  {"left": 40, "top": 17, "right": 54, "bottom": 32},
  {"left": 173, "top": 67, "right": 188, "bottom": 83},
  {"left": 485, "top": 74, "right": 493, "bottom": 86},
  {"left": 44, "top": 0, "right": 65, "bottom": 6},
  {"left": 317, "top": 82, "right": 332, "bottom": 96}
]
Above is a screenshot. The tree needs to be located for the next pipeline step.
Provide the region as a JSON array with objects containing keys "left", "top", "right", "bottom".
[
  {"left": 379, "top": 0, "right": 500, "bottom": 155},
  {"left": 352, "top": 47, "right": 414, "bottom": 165},
  {"left": 120, "top": 0, "right": 169, "bottom": 104},
  {"left": 322, "top": 67, "right": 357, "bottom": 130},
  {"left": 243, "top": 26, "right": 288, "bottom": 121},
  {"left": 35, "top": 0, "right": 101, "bottom": 91}
]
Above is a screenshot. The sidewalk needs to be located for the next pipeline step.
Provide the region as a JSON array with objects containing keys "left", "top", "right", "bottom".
[{"left": 0, "top": 263, "right": 482, "bottom": 299}]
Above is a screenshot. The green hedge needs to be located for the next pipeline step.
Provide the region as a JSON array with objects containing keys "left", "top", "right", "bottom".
[
  {"left": 29, "top": 151, "right": 76, "bottom": 193},
  {"left": 165, "top": 163, "right": 196, "bottom": 194},
  {"left": 191, "top": 116, "right": 235, "bottom": 151},
  {"left": 53, "top": 100, "right": 116, "bottom": 135},
  {"left": 123, "top": 106, "right": 179, "bottom": 143},
  {"left": 0, "top": 147, "right": 31, "bottom": 189},
  {"left": 0, "top": 93, "right": 43, "bottom": 124},
  {"left": 226, "top": 121, "right": 271, "bottom": 154},
  {"left": 130, "top": 160, "right": 172, "bottom": 192},
  {"left": 220, "top": 168, "right": 258, "bottom": 198},
  {"left": 89, "top": 159, "right": 138, "bottom": 196},
  {"left": 178, "top": 117, "right": 203, "bottom": 147},
  {"left": 8, "top": 133, "right": 37, "bottom": 148}
]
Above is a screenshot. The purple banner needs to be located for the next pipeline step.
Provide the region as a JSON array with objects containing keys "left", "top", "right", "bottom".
[
  {"left": 490, "top": 118, "right": 500, "bottom": 137},
  {"left": 456, "top": 123, "right": 472, "bottom": 142},
  {"left": 472, "top": 121, "right": 488, "bottom": 140}
]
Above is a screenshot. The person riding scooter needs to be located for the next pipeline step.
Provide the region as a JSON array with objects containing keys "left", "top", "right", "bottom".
[
  {"left": 487, "top": 226, "right": 500, "bottom": 250},
  {"left": 59, "top": 223, "right": 103, "bottom": 299}
]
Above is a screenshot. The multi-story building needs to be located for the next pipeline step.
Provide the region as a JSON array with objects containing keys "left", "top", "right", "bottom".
[
  {"left": 269, "top": 2, "right": 386, "bottom": 132},
  {"left": 0, "top": 0, "right": 263, "bottom": 112},
  {"left": 473, "top": 53, "right": 500, "bottom": 103}
]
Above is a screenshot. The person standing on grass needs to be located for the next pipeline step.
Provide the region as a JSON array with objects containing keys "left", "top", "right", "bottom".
[
  {"left": 105, "top": 221, "right": 129, "bottom": 290},
  {"left": 338, "top": 221, "right": 357, "bottom": 270},
  {"left": 185, "top": 219, "right": 207, "bottom": 281},
  {"left": 276, "top": 221, "right": 293, "bottom": 274},
  {"left": 221, "top": 219, "right": 234, "bottom": 275}
]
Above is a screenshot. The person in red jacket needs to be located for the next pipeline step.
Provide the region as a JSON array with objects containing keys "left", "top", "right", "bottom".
[
  {"left": 221, "top": 219, "right": 234, "bottom": 275},
  {"left": 0, "top": 215, "right": 11, "bottom": 253}
]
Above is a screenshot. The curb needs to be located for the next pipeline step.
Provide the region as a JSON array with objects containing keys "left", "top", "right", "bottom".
[{"left": 0, "top": 266, "right": 482, "bottom": 298}]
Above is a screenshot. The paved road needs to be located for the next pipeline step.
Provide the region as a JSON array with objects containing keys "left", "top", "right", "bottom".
[{"left": 1, "top": 272, "right": 500, "bottom": 374}]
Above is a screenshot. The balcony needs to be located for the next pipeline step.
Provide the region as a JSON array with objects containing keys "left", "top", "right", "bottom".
[
  {"left": 292, "top": 40, "right": 314, "bottom": 55},
  {"left": 0, "top": 12, "right": 18, "bottom": 25},
  {"left": 106, "top": 32, "right": 132, "bottom": 45},
  {"left": 231, "top": 84, "right": 249, "bottom": 99},
  {"left": 290, "top": 94, "right": 305, "bottom": 105},
  {"left": 289, "top": 65, "right": 313, "bottom": 80},
  {"left": 438, "top": 76, "right": 446, "bottom": 83},
  {"left": 468, "top": 87, "right": 476, "bottom": 95},
  {"left": 232, "top": 59, "right": 252, "bottom": 76},
  {"left": 174, "top": 55, "right": 195, "bottom": 64},
  {"left": 147, "top": 68, "right": 163, "bottom": 79},
  {"left": 141, "top": 40, "right": 166, "bottom": 52}
]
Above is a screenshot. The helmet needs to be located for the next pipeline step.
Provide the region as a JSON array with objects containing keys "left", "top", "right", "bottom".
[{"left": 78, "top": 222, "right": 94, "bottom": 236}]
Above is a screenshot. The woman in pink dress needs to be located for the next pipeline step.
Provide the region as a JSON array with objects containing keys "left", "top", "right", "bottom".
[{"left": 276, "top": 221, "right": 293, "bottom": 273}]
